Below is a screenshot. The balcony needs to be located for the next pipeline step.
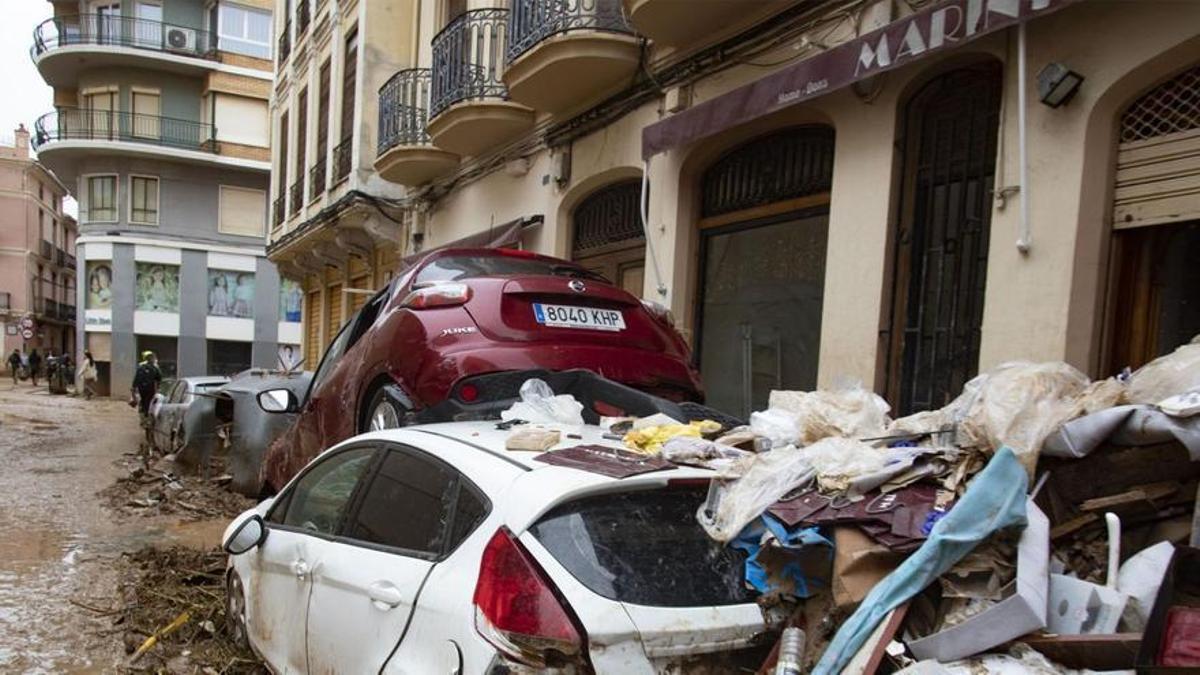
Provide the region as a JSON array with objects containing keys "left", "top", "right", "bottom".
[
  {"left": 40, "top": 240, "right": 53, "bottom": 260},
  {"left": 32, "top": 15, "right": 217, "bottom": 87},
  {"left": 273, "top": 195, "right": 286, "bottom": 227},
  {"left": 375, "top": 69, "right": 459, "bottom": 186},
  {"left": 43, "top": 300, "right": 60, "bottom": 320},
  {"left": 504, "top": 0, "right": 638, "bottom": 116},
  {"left": 333, "top": 137, "right": 352, "bottom": 184},
  {"left": 309, "top": 161, "right": 326, "bottom": 201},
  {"left": 428, "top": 9, "right": 533, "bottom": 157},
  {"left": 622, "top": 0, "right": 790, "bottom": 46},
  {"left": 289, "top": 180, "right": 304, "bottom": 215}
]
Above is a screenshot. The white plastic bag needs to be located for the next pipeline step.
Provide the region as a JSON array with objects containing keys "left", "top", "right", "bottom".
[
  {"left": 500, "top": 378, "right": 585, "bottom": 426},
  {"left": 698, "top": 446, "right": 815, "bottom": 542},
  {"left": 1117, "top": 540, "right": 1174, "bottom": 631},
  {"left": 1128, "top": 338, "right": 1200, "bottom": 405},
  {"left": 768, "top": 383, "right": 891, "bottom": 444},
  {"left": 796, "top": 437, "right": 890, "bottom": 494},
  {"left": 749, "top": 409, "right": 802, "bottom": 449}
]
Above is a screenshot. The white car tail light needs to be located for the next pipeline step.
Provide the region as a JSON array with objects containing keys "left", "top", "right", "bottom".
[
  {"left": 401, "top": 282, "right": 472, "bottom": 309},
  {"left": 473, "top": 527, "right": 588, "bottom": 669}
]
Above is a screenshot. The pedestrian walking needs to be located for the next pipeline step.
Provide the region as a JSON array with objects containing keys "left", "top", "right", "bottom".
[
  {"left": 132, "top": 351, "right": 163, "bottom": 450},
  {"left": 78, "top": 351, "right": 98, "bottom": 400},
  {"left": 27, "top": 349, "right": 42, "bottom": 387},
  {"left": 7, "top": 349, "right": 20, "bottom": 385}
]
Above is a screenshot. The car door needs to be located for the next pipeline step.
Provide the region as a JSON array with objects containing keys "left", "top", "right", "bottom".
[
  {"left": 153, "top": 381, "right": 182, "bottom": 447},
  {"left": 292, "top": 319, "right": 356, "bottom": 469},
  {"left": 304, "top": 445, "right": 461, "bottom": 674},
  {"left": 247, "top": 445, "right": 376, "bottom": 673}
]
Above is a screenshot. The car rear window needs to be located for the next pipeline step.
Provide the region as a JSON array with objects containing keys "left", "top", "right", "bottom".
[
  {"left": 530, "top": 485, "right": 755, "bottom": 608},
  {"left": 414, "top": 254, "right": 606, "bottom": 285}
]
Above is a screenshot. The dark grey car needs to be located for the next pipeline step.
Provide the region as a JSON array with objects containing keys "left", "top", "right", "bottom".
[{"left": 151, "top": 376, "right": 230, "bottom": 455}]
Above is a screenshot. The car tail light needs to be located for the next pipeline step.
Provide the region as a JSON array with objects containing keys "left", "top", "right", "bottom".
[
  {"left": 401, "top": 282, "right": 472, "bottom": 309},
  {"left": 473, "top": 527, "right": 588, "bottom": 668},
  {"left": 458, "top": 383, "right": 479, "bottom": 402}
]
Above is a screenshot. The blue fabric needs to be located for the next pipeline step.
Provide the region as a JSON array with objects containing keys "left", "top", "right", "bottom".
[
  {"left": 730, "top": 513, "right": 833, "bottom": 598},
  {"left": 813, "top": 447, "right": 1029, "bottom": 674}
]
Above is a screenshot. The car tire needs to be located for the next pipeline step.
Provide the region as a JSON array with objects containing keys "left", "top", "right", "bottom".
[
  {"left": 363, "top": 386, "right": 410, "bottom": 432},
  {"left": 226, "top": 571, "right": 250, "bottom": 650}
]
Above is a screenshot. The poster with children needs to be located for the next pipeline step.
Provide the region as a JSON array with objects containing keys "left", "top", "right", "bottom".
[
  {"left": 135, "top": 263, "right": 180, "bottom": 313},
  {"left": 280, "top": 278, "right": 302, "bottom": 323},
  {"left": 208, "top": 270, "right": 255, "bottom": 318},
  {"left": 86, "top": 261, "right": 114, "bottom": 309}
]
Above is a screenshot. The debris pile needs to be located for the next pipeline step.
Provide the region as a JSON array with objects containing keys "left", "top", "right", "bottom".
[
  {"left": 116, "top": 546, "right": 263, "bottom": 673},
  {"left": 101, "top": 452, "right": 254, "bottom": 522},
  {"left": 505, "top": 337, "right": 1200, "bottom": 672}
]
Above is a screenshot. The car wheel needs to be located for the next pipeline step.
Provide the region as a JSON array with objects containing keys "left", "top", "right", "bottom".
[
  {"left": 226, "top": 571, "right": 250, "bottom": 650},
  {"left": 364, "top": 387, "right": 408, "bottom": 432}
]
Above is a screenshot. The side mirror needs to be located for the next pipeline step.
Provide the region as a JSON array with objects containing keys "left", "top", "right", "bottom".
[
  {"left": 257, "top": 388, "right": 298, "bottom": 413},
  {"left": 223, "top": 514, "right": 267, "bottom": 555}
]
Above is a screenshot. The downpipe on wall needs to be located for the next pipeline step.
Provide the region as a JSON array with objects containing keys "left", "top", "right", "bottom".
[
  {"left": 1016, "top": 20, "right": 1032, "bottom": 255},
  {"left": 641, "top": 159, "right": 669, "bottom": 298}
]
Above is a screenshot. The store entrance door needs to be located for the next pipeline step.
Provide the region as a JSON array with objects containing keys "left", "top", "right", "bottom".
[{"left": 698, "top": 210, "right": 829, "bottom": 418}]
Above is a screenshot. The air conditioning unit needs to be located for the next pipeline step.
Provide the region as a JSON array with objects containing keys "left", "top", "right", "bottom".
[{"left": 164, "top": 26, "right": 197, "bottom": 53}]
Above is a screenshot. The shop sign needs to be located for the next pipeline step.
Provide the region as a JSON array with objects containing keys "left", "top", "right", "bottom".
[{"left": 642, "top": 0, "right": 1083, "bottom": 158}]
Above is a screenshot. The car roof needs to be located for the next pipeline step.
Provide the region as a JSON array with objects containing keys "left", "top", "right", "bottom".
[{"left": 184, "top": 376, "right": 230, "bottom": 385}]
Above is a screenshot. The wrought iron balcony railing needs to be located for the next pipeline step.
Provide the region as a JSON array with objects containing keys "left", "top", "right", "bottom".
[
  {"left": 430, "top": 9, "right": 511, "bottom": 118},
  {"left": 309, "top": 161, "right": 326, "bottom": 200},
  {"left": 333, "top": 137, "right": 352, "bottom": 183},
  {"left": 273, "top": 195, "right": 285, "bottom": 227},
  {"left": 289, "top": 180, "right": 304, "bottom": 214},
  {"left": 32, "top": 14, "right": 216, "bottom": 60},
  {"left": 378, "top": 68, "right": 433, "bottom": 153},
  {"left": 507, "top": 0, "right": 633, "bottom": 63},
  {"left": 33, "top": 108, "right": 217, "bottom": 152},
  {"left": 39, "top": 240, "right": 53, "bottom": 260}
]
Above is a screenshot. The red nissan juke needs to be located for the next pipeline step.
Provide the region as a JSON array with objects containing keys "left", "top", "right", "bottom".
[{"left": 258, "top": 247, "right": 703, "bottom": 493}]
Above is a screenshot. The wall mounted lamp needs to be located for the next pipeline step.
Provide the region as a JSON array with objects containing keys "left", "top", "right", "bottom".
[{"left": 1037, "top": 62, "right": 1084, "bottom": 108}]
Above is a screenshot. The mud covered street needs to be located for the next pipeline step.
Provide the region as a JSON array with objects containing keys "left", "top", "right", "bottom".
[{"left": 0, "top": 383, "right": 256, "bottom": 673}]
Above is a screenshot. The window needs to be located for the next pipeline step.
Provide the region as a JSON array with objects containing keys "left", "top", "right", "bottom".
[
  {"left": 277, "top": 111, "right": 289, "bottom": 198},
  {"left": 207, "top": 340, "right": 252, "bottom": 376},
  {"left": 296, "top": 89, "right": 308, "bottom": 182},
  {"left": 344, "top": 449, "right": 454, "bottom": 555},
  {"left": 277, "top": 446, "right": 374, "bottom": 534},
  {"left": 130, "top": 176, "right": 159, "bottom": 225},
  {"left": 218, "top": 186, "right": 266, "bottom": 237},
  {"left": 317, "top": 59, "right": 331, "bottom": 165},
  {"left": 131, "top": 90, "right": 161, "bottom": 139},
  {"left": 86, "top": 175, "right": 118, "bottom": 222},
  {"left": 217, "top": 2, "right": 272, "bottom": 59},
  {"left": 340, "top": 29, "right": 357, "bottom": 143}
]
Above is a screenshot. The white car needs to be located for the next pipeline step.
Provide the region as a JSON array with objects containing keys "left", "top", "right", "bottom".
[{"left": 222, "top": 421, "right": 771, "bottom": 673}]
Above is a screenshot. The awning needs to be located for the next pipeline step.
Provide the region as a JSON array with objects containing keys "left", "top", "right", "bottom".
[
  {"left": 642, "top": 0, "right": 1083, "bottom": 159},
  {"left": 397, "top": 214, "right": 544, "bottom": 272}
]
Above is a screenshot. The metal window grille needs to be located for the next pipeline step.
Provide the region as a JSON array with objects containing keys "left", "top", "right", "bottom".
[
  {"left": 572, "top": 179, "right": 643, "bottom": 254},
  {"left": 701, "top": 126, "right": 836, "bottom": 218},
  {"left": 1120, "top": 63, "right": 1200, "bottom": 144}
]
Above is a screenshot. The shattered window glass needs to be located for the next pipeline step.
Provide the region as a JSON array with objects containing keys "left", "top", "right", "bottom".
[
  {"left": 281, "top": 446, "right": 374, "bottom": 535},
  {"left": 344, "top": 450, "right": 454, "bottom": 556},
  {"left": 530, "top": 485, "right": 756, "bottom": 607}
]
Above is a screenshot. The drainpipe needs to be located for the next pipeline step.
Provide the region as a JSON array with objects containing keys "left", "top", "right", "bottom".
[
  {"left": 640, "top": 159, "right": 668, "bottom": 298},
  {"left": 1016, "top": 21, "right": 1031, "bottom": 255}
]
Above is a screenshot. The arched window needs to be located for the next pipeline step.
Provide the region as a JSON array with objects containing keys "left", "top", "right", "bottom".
[
  {"left": 1119, "top": 63, "right": 1200, "bottom": 143},
  {"left": 701, "top": 126, "right": 835, "bottom": 218},
  {"left": 571, "top": 179, "right": 644, "bottom": 295}
]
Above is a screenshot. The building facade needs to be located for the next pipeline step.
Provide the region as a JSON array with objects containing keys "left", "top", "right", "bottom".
[
  {"left": 0, "top": 126, "right": 77, "bottom": 363},
  {"left": 271, "top": 0, "right": 1200, "bottom": 418},
  {"left": 32, "top": 0, "right": 295, "bottom": 395}
]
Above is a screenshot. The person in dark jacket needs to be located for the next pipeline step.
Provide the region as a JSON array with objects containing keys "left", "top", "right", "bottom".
[
  {"left": 7, "top": 349, "right": 20, "bottom": 385},
  {"left": 27, "top": 349, "right": 42, "bottom": 387}
]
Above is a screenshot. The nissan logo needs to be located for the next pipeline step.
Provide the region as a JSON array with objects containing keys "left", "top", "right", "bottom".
[{"left": 568, "top": 279, "right": 586, "bottom": 293}]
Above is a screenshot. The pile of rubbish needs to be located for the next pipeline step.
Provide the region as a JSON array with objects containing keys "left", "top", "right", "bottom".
[
  {"left": 117, "top": 546, "right": 263, "bottom": 673},
  {"left": 101, "top": 452, "right": 255, "bottom": 522},
  {"left": 504, "top": 337, "right": 1200, "bottom": 673}
]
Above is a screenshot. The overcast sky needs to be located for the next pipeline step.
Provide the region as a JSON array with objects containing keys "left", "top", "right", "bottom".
[
  {"left": 3, "top": 2, "right": 55, "bottom": 143},
  {"left": 4, "top": 2, "right": 78, "bottom": 213}
]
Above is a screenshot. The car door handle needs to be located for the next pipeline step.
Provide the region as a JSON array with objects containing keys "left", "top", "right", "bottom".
[
  {"left": 292, "top": 560, "right": 309, "bottom": 579},
  {"left": 368, "top": 582, "right": 404, "bottom": 610}
]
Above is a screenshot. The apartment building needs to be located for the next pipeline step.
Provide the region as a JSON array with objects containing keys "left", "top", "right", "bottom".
[
  {"left": 271, "top": 0, "right": 1200, "bottom": 419},
  {"left": 32, "top": 0, "right": 295, "bottom": 395},
  {"left": 0, "top": 126, "right": 77, "bottom": 363}
]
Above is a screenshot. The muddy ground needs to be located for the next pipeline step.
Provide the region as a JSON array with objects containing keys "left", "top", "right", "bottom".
[{"left": 0, "top": 382, "right": 261, "bottom": 673}]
